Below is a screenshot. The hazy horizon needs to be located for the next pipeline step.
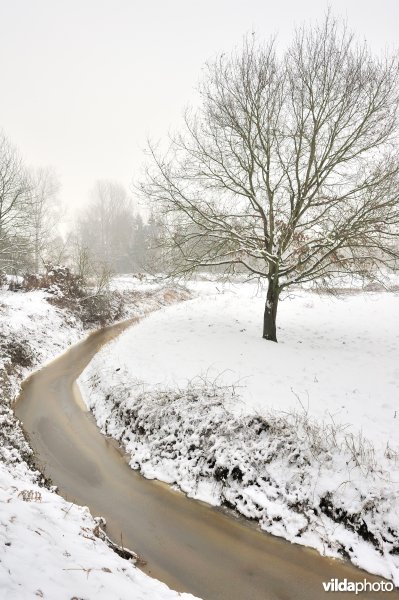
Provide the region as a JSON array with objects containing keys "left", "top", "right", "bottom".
[{"left": 1, "top": 0, "right": 398, "bottom": 222}]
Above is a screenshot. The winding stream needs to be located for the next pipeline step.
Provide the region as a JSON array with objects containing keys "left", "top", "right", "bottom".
[{"left": 15, "top": 319, "right": 397, "bottom": 600}]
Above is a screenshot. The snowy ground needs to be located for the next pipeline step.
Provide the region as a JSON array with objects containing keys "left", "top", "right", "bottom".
[
  {"left": 79, "top": 280, "right": 399, "bottom": 585},
  {"left": 0, "top": 286, "right": 197, "bottom": 600},
  {"left": 0, "top": 466, "right": 196, "bottom": 600}
]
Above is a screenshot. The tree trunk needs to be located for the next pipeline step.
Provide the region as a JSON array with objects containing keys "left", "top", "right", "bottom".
[
  {"left": 263, "top": 278, "right": 279, "bottom": 342},
  {"left": 34, "top": 234, "right": 39, "bottom": 274}
]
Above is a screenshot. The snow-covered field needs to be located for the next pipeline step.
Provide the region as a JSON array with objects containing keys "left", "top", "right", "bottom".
[
  {"left": 79, "top": 280, "right": 399, "bottom": 585},
  {"left": 0, "top": 286, "right": 197, "bottom": 600}
]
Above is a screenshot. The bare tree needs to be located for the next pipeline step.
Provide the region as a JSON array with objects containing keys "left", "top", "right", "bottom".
[
  {"left": 28, "top": 166, "right": 61, "bottom": 272},
  {"left": 0, "top": 132, "right": 31, "bottom": 271},
  {"left": 141, "top": 15, "right": 399, "bottom": 341},
  {"left": 77, "top": 180, "right": 144, "bottom": 272}
]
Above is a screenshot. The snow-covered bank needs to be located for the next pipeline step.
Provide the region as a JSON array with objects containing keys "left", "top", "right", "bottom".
[
  {"left": 0, "top": 466, "right": 195, "bottom": 600},
  {"left": 0, "top": 289, "right": 83, "bottom": 481},
  {"left": 0, "top": 285, "right": 197, "bottom": 600},
  {"left": 79, "top": 282, "right": 399, "bottom": 585}
]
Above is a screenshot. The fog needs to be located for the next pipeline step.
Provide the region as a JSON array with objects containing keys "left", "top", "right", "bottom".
[{"left": 0, "top": 0, "right": 398, "bottom": 216}]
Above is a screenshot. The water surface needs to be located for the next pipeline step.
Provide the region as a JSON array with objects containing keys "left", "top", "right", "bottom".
[{"left": 15, "top": 320, "right": 397, "bottom": 599}]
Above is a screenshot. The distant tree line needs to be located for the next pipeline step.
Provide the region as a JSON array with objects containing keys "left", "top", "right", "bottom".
[
  {"left": 74, "top": 179, "right": 153, "bottom": 275},
  {"left": 0, "top": 130, "right": 156, "bottom": 280}
]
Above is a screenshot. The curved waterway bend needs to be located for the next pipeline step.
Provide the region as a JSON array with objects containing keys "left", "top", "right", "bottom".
[{"left": 15, "top": 319, "right": 397, "bottom": 600}]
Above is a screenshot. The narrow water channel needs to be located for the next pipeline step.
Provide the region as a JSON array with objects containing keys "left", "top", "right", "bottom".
[{"left": 15, "top": 320, "right": 397, "bottom": 600}]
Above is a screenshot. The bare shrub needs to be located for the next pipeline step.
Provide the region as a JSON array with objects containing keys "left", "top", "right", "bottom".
[
  {"left": 22, "top": 264, "right": 83, "bottom": 297},
  {"left": 0, "top": 339, "right": 33, "bottom": 368},
  {"left": 20, "top": 263, "right": 126, "bottom": 328},
  {"left": 18, "top": 489, "right": 42, "bottom": 502},
  {"left": 80, "top": 291, "right": 126, "bottom": 327}
]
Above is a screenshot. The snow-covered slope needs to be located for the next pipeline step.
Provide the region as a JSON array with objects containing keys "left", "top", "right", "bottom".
[
  {"left": 79, "top": 282, "right": 399, "bottom": 585},
  {"left": 0, "top": 465, "right": 195, "bottom": 600},
  {"left": 0, "top": 287, "right": 197, "bottom": 600},
  {"left": 0, "top": 290, "right": 82, "bottom": 481}
]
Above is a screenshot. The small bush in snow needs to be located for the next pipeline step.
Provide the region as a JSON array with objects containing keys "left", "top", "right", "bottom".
[
  {"left": 22, "top": 264, "right": 84, "bottom": 297},
  {"left": 0, "top": 338, "right": 34, "bottom": 368},
  {"left": 20, "top": 264, "right": 127, "bottom": 328}
]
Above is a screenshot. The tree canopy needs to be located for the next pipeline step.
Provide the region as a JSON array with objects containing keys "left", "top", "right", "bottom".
[{"left": 142, "top": 15, "right": 399, "bottom": 341}]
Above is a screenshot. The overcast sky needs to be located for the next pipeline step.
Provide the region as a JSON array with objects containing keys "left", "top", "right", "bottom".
[{"left": 0, "top": 0, "right": 398, "bottom": 218}]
